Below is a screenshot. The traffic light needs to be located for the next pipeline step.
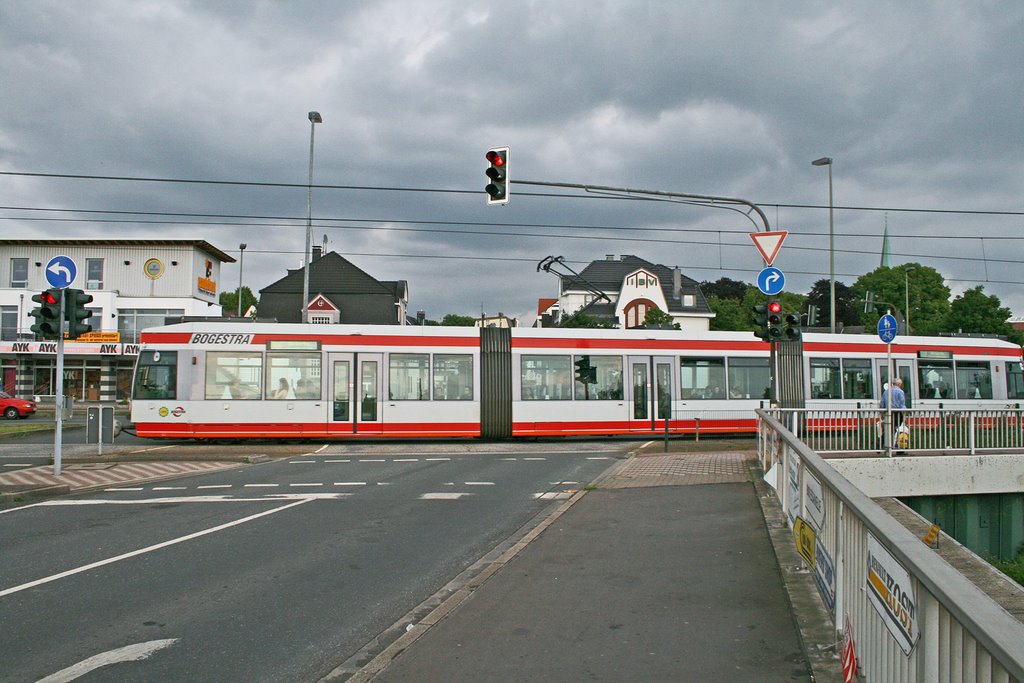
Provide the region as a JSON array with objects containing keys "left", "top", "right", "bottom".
[
  {"left": 783, "top": 312, "right": 802, "bottom": 341},
  {"left": 30, "top": 289, "right": 63, "bottom": 339},
  {"left": 574, "top": 355, "right": 597, "bottom": 384},
  {"left": 806, "top": 304, "right": 819, "bottom": 327},
  {"left": 485, "top": 146, "right": 509, "bottom": 205},
  {"left": 767, "top": 301, "right": 783, "bottom": 340},
  {"left": 64, "top": 288, "right": 94, "bottom": 339},
  {"left": 753, "top": 304, "right": 770, "bottom": 341}
]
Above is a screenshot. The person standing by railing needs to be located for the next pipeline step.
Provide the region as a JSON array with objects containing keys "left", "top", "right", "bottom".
[{"left": 880, "top": 377, "right": 907, "bottom": 428}]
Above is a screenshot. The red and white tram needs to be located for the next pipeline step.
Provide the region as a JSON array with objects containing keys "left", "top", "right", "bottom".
[{"left": 128, "top": 321, "right": 1024, "bottom": 440}]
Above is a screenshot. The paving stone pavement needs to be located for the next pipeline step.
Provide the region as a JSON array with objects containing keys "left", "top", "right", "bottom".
[{"left": 598, "top": 450, "right": 755, "bottom": 488}]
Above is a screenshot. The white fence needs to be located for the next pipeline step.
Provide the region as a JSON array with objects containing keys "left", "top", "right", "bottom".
[
  {"left": 764, "top": 407, "right": 1024, "bottom": 455},
  {"left": 757, "top": 409, "right": 1024, "bottom": 682}
]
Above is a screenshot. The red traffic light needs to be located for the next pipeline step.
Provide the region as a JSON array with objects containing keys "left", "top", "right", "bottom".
[
  {"left": 41, "top": 291, "right": 59, "bottom": 305},
  {"left": 767, "top": 301, "right": 782, "bottom": 314},
  {"left": 486, "top": 150, "right": 505, "bottom": 167}
]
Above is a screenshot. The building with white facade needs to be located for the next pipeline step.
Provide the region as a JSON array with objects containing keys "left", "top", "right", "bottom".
[
  {"left": 1, "top": 240, "right": 234, "bottom": 402},
  {"left": 537, "top": 255, "right": 714, "bottom": 331}
]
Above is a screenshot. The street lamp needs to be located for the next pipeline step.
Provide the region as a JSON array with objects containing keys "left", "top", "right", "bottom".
[
  {"left": 302, "top": 111, "right": 323, "bottom": 323},
  {"left": 904, "top": 266, "right": 916, "bottom": 335},
  {"left": 812, "top": 157, "right": 835, "bottom": 334},
  {"left": 237, "top": 243, "right": 247, "bottom": 318}
]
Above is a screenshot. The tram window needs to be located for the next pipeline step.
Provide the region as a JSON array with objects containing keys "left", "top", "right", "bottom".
[
  {"left": 808, "top": 358, "right": 840, "bottom": 399},
  {"left": 919, "top": 361, "right": 954, "bottom": 399},
  {"left": 433, "top": 354, "right": 473, "bottom": 400},
  {"left": 267, "top": 352, "right": 321, "bottom": 400},
  {"left": 841, "top": 359, "right": 873, "bottom": 399},
  {"left": 955, "top": 361, "right": 992, "bottom": 399},
  {"left": 390, "top": 353, "right": 430, "bottom": 400},
  {"left": 726, "top": 357, "right": 770, "bottom": 400},
  {"left": 680, "top": 358, "right": 725, "bottom": 399},
  {"left": 521, "top": 355, "right": 572, "bottom": 400},
  {"left": 206, "top": 352, "right": 262, "bottom": 400},
  {"left": 1007, "top": 362, "right": 1024, "bottom": 400},
  {"left": 573, "top": 355, "right": 623, "bottom": 401},
  {"left": 132, "top": 351, "right": 177, "bottom": 400}
]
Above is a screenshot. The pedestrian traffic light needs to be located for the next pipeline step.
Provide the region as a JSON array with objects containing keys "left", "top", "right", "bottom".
[
  {"left": 574, "top": 355, "right": 597, "bottom": 384},
  {"left": 64, "top": 288, "right": 94, "bottom": 340},
  {"left": 783, "top": 312, "right": 802, "bottom": 341},
  {"left": 485, "top": 146, "right": 509, "bottom": 205},
  {"left": 767, "top": 301, "right": 783, "bottom": 340},
  {"left": 29, "top": 289, "right": 63, "bottom": 339}
]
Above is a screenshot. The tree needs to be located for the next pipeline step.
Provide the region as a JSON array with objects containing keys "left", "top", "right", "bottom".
[
  {"left": 699, "top": 277, "right": 749, "bottom": 301},
  {"left": 219, "top": 286, "right": 258, "bottom": 318},
  {"left": 948, "top": 286, "right": 1019, "bottom": 342},
  {"left": 853, "top": 264, "right": 950, "bottom": 335},
  {"left": 708, "top": 295, "right": 750, "bottom": 331},
  {"left": 440, "top": 314, "right": 476, "bottom": 327},
  {"left": 641, "top": 307, "right": 679, "bottom": 329},
  {"left": 804, "top": 279, "right": 859, "bottom": 329},
  {"left": 560, "top": 313, "right": 617, "bottom": 328}
]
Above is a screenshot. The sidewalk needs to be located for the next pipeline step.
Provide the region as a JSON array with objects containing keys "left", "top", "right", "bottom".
[{"left": 335, "top": 446, "right": 842, "bottom": 683}]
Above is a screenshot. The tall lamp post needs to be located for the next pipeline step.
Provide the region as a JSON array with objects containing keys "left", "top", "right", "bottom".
[
  {"left": 302, "top": 111, "right": 323, "bottom": 323},
  {"left": 904, "top": 266, "right": 916, "bottom": 335},
  {"left": 812, "top": 157, "right": 835, "bottom": 333},
  {"left": 237, "top": 243, "right": 247, "bottom": 318}
]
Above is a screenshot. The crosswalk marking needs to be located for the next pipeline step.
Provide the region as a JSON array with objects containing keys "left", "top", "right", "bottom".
[{"left": 420, "top": 492, "right": 473, "bottom": 500}]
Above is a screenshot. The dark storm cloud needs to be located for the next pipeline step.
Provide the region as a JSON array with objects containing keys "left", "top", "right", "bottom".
[{"left": 1, "top": 0, "right": 1022, "bottom": 322}]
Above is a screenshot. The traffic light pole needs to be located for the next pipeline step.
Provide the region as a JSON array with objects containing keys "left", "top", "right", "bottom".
[{"left": 54, "top": 295, "right": 65, "bottom": 475}]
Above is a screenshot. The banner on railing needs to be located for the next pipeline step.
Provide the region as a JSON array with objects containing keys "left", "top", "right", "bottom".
[{"left": 866, "top": 532, "right": 919, "bottom": 655}]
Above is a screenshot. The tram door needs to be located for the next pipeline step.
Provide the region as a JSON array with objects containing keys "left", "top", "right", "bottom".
[
  {"left": 876, "top": 358, "right": 914, "bottom": 408},
  {"left": 329, "top": 352, "right": 384, "bottom": 434},
  {"left": 628, "top": 356, "right": 674, "bottom": 431}
]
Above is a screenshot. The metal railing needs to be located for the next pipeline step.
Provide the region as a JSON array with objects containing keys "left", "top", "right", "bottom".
[
  {"left": 765, "top": 407, "right": 1024, "bottom": 455},
  {"left": 757, "top": 409, "right": 1024, "bottom": 682}
]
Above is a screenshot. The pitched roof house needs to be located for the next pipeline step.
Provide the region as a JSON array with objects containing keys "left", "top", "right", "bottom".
[
  {"left": 258, "top": 251, "right": 408, "bottom": 324},
  {"left": 542, "top": 255, "right": 713, "bottom": 331}
]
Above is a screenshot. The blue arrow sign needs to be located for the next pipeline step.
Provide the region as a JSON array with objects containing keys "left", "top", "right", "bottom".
[
  {"left": 877, "top": 313, "right": 898, "bottom": 344},
  {"left": 45, "top": 255, "right": 77, "bottom": 289},
  {"left": 757, "top": 266, "right": 785, "bottom": 296}
]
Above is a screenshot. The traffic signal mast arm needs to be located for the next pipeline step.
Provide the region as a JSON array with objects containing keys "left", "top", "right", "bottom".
[{"left": 512, "top": 179, "right": 771, "bottom": 232}]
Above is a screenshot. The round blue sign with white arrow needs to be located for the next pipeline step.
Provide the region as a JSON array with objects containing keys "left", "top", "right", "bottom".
[
  {"left": 756, "top": 266, "right": 785, "bottom": 296},
  {"left": 877, "top": 313, "right": 898, "bottom": 343},
  {"left": 45, "top": 255, "right": 77, "bottom": 289}
]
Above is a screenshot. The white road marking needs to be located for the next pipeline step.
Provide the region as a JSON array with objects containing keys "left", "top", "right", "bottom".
[
  {"left": 500, "top": 457, "right": 517, "bottom": 461},
  {"left": 3, "top": 463, "right": 33, "bottom": 467},
  {"left": 104, "top": 487, "right": 143, "bottom": 492},
  {"left": 289, "top": 483, "right": 323, "bottom": 487},
  {"left": 36, "top": 638, "right": 180, "bottom": 683},
  {"left": 325, "top": 459, "right": 351, "bottom": 463},
  {"left": 244, "top": 483, "right": 279, "bottom": 488},
  {"left": 152, "top": 486, "right": 186, "bottom": 491},
  {"left": 0, "top": 499, "right": 311, "bottom": 598},
  {"left": 587, "top": 456, "right": 612, "bottom": 460},
  {"left": 359, "top": 459, "right": 386, "bottom": 462},
  {"left": 533, "top": 492, "right": 574, "bottom": 500},
  {"left": 333, "top": 482, "right": 366, "bottom": 487},
  {"left": 196, "top": 484, "right": 232, "bottom": 489},
  {"left": 289, "top": 460, "right": 317, "bottom": 464},
  {"left": 425, "top": 457, "right": 450, "bottom": 461},
  {"left": 394, "top": 458, "right": 418, "bottom": 462},
  {"left": 419, "top": 492, "right": 473, "bottom": 500},
  {"left": 523, "top": 457, "right": 547, "bottom": 461},
  {"left": 464, "top": 482, "right": 494, "bottom": 486}
]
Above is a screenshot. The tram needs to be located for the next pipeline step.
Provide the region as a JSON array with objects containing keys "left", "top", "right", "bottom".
[{"left": 127, "top": 321, "right": 1024, "bottom": 440}]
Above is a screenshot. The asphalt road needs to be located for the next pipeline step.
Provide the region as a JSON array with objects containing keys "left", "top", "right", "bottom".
[{"left": 0, "top": 442, "right": 626, "bottom": 681}]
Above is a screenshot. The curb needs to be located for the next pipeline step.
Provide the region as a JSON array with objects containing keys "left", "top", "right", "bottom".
[{"left": 0, "top": 484, "right": 71, "bottom": 503}]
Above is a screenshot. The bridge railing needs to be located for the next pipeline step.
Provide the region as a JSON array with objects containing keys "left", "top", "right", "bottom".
[
  {"left": 764, "top": 407, "right": 1024, "bottom": 455},
  {"left": 757, "top": 408, "right": 1024, "bottom": 683}
]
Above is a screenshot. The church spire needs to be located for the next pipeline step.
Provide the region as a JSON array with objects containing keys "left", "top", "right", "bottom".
[{"left": 880, "top": 212, "right": 893, "bottom": 268}]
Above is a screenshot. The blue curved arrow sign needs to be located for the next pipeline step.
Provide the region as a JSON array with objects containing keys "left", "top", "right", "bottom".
[
  {"left": 757, "top": 267, "right": 785, "bottom": 296},
  {"left": 45, "top": 255, "right": 77, "bottom": 289}
]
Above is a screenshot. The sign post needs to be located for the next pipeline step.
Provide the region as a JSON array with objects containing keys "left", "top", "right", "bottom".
[
  {"left": 45, "top": 255, "right": 77, "bottom": 476},
  {"left": 877, "top": 313, "right": 899, "bottom": 457}
]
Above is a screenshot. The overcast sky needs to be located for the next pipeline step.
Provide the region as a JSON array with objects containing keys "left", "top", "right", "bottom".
[{"left": 2, "top": 1, "right": 1022, "bottom": 324}]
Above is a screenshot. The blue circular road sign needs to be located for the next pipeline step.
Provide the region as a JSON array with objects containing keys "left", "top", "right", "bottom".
[
  {"left": 757, "top": 266, "right": 785, "bottom": 296},
  {"left": 45, "top": 255, "right": 78, "bottom": 289},
  {"left": 877, "top": 313, "right": 898, "bottom": 343}
]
